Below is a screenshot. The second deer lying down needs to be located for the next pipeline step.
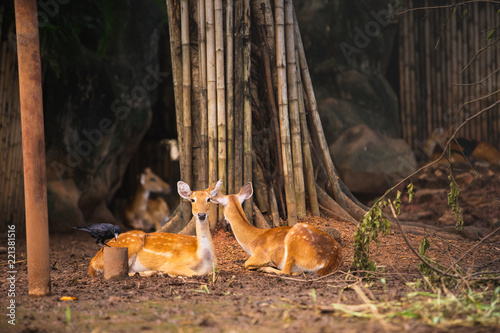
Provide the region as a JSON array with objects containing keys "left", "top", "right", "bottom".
[
  {"left": 124, "top": 168, "right": 171, "bottom": 232},
  {"left": 88, "top": 181, "right": 220, "bottom": 277},
  {"left": 211, "top": 183, "right": 343, "bottom": 276}
]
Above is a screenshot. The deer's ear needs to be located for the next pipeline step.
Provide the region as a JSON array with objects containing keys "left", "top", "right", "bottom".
[
  {"left": 140, "top": 174, "right": 146, "bottom": 185},
  {"left": 209, "top": 192, "right": 228, "bottom": 206},
  {"left": 237, "top": 182, "right": 253, "bottom": 203},
  {"left": 207, "top": 178, "right": 223, "bottom": 193},
  {"left": 209, "top": 179, "right": 223, "bottom": 197},
  {"left": 177, "top": 181, "right": 192, "bottom": 199}
]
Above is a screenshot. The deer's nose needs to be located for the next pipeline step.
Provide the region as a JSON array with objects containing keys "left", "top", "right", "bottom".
[{"left": 198, "top": 213, "right": 207, "bottom": 221}]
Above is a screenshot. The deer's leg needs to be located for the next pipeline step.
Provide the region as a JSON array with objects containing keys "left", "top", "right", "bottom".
[
  {"left": 244, "top": 253, "right": 268, "bottom": 271},
  {"left": 245, "top": 254, "right": 285, "bottom": 274},
  {"left": 281, "top": 255, "right": 295, "bottom": 275},
  {"left": 161, "top": 265, "right": 198, "bottom": 277}
]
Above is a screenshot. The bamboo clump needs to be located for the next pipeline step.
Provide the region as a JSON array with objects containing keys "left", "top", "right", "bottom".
[
  {"left": 0, "top": 17, "right": 25, "bottom": 233},
  {"left": 399, "top": 1, "right": 500, "bottom": 149},
  {"left": 164, "top": 0, "right": 366, "bottom": 233}
]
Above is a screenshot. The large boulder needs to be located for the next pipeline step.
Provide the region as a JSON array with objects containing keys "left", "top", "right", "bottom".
[
  {"left": 41, "top": 0, "right": 165, "bottom": 232},
  {"left": 330, "top": 125, "right": 416, "bottom": 194},
  {"left": 295, "top": 0, "right": 400, "bottom": 143}
]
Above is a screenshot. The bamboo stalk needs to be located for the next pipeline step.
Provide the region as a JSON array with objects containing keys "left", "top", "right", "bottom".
[
  {"left": 181, "top": 0, "right": 192, "bottom": 187},
  {"left": 166, "top": 0, "right": 191, "bottom": 227},
  {"left": 284, "top": 1, "right": 305, "bottom": 219},
  {"left": 0, "top": 42, "right": 8, "bottom": 128},
  {"left": 252, "top": 153, "right": 270, "bottom": 213},
  {"left": 252, "top": 0, "right": 285, "bottom": 211},
  {"left": 198, "top": 0, "right": 208, "bottom": 189},
  {"left": 226, "top": 0, "right": 235, "bottom": 195},
  {"left": 1, "top": 52, "right": 10, "bottom": 225},
  {"left": 296, "top": 48, "right": 319, "bottom": 217},
  {"left": 205, "top": 0, "right": 218, "bottom": 229},
  {"left": 0, "top": 42, "right": 8, "bottom": 212},
  {"left": 275, "top": 0, "right": 297, "bottom": 226},
  {"left": 258, "top": 25, "right": 284, "bottom": 193},
  {"left": 234, "top": 0, "right": 244, "bottom": 190},
  {"left": 10, "top": 83, "right": 23, "bottom": 231},
  {"left": 215, "top": 0, "right": 226, "bottom": 222},
  {"left": 243, "top": 0, "right": 253, "bottom": 222},
  {"left": 293, "top": 8, "right": 346, "bottom": 210},
  {"left": 4, "top": 41, "right": 16, "bottom": 226},
  {"left": 269, "top": 185, "right": 281, "bottom": 227},
  {"left": 0, "top": 5, "right": 4, "bottom": 45}
]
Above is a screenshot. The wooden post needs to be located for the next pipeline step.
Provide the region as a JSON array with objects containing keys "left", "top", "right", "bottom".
[
  {"left": 15, "top": 0, "right": 51, "bottom": 296},
  {"left": 103, "top": 247, "right": 128, "bottom": 280}
]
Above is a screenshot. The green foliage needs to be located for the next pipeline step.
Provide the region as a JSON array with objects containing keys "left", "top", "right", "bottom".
[
  {"left": 352, "top": 181, "right": 418, "bottom": 274},
  {"left": 447, "top": 167, "right": 463, "bottom": 230},
  {"left": 192, "top": 285, "right": 210, "bottom": 294},
  {"left": 417, "top": 237, "right": 435, "bottom": 277},
  {"left": 407, "top": 181, "right": 415, "bottom": 203},
  {"left": 65, "top": 306, "right": 71, "bottom": 325},
  {"left": 329, "top": 288, "right": 500, "bottom": 328},
  {"left": 352, "top": 200, "right": 391, "bottom": 273},
  {"left": 351, "top": 179, "right": 419, "bottom": 274},
  {"left": 486, "top": 27, "right": 496, "bottom": 40}
]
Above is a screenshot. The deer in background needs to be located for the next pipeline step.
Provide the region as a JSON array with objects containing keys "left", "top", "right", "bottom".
[
  {"left": 124, "top": 168, "right": 171, "bottom": 231},
  {"left": 88, "top": 180, "right": 221, "bottom": 277},
  {"left": 423, "top": 128, "right": 500, "bottom": 165},
  {"left": 210, "top": 183, "right": 343, "bottom": 276}
]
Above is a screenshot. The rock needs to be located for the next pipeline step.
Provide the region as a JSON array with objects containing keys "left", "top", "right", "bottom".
[
  {"left": 329, "top": 125, "right": 417, "bottom": 194},
  {"left": 47, "top": 179, "right": 86, "bottom": 232},
  {"left": 41, "top": 0, "right": 163, "bottom": 230},
  {"left": 295, "top": 1, "right": 400, "bottom": 142}
]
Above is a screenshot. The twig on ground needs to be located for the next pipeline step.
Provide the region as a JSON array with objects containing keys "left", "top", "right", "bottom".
[{"left": 437, "top": 225, "right": 500, "bottom": 279}]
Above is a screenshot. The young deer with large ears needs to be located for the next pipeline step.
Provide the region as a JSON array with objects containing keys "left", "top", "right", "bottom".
[
  {"left": 124, "top": 168, "right": 172, "bottom": 232},
  {"left": 211, "top": 183, "right": 343, "bottom": 276},
  {"left": 88, "top": 180, "right": 221, "bottom": 277}
]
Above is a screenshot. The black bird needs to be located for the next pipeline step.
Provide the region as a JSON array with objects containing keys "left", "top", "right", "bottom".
[{"left": 73, "top": 223, "right": 121, "bottom": 247}]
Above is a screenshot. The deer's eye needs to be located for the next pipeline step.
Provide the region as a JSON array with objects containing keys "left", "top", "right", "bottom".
[
  {"left": 190, "top": 197, "right": 196, "bottom": 203},
  {"left": 206, "top": 197, "right": 211, "bottom": 202},
  {"left": 150, "top": 177, "right": 157, "bottom": 182}
]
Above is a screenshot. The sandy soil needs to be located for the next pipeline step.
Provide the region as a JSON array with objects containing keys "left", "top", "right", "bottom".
[{"left": 1, "top": 163, "right": 499, "bottom": 332}]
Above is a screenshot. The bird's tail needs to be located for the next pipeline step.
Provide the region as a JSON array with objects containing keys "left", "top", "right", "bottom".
[{"left": 73, "top": 226, "right": 89, "bottom": 232}]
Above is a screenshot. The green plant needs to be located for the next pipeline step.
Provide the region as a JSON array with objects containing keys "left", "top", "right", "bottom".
[
  {"left": 447, "top": 165, "right": 463, "bottom": 230},
  {"left": 352, "top": 199, "right": 391, "bottom": 273},
  {"left": 65, "top": 306, "right": 71, "bottom": 325},
  {"left": 192, "top": 285, "right": 210, "bottom": 294}
]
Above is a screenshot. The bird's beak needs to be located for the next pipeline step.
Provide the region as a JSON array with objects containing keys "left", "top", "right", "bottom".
[{"left": 114, "top": 233, "right": 119, "bottom": 241}]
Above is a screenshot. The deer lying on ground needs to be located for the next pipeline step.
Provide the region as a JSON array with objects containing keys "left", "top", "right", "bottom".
[
  {"left": 124, "top": 168, "right": 171, "bottom": 231},
  {"left": 424, "top": 128, "right": 500, "bottom": 165},
  {"left": 88, "top": 180, "right": 221, "bottom": 277},
  {"left": 210, "top": 183, "right": 343, "bottom": 276}
]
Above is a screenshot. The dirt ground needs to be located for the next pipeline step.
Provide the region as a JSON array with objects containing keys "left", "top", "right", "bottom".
[{"left": 1, "top": 162, "right": 499, "bottom": 332}]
